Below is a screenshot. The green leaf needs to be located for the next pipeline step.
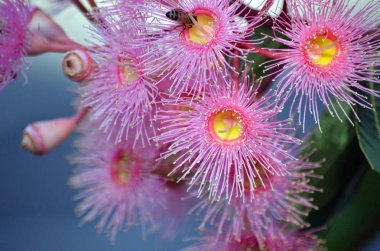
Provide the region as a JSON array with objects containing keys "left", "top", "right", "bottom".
[
  {"left": 304, "top": 103, "right": 367, "bottom": 227},
  {"left": 324, "top": 169, "right": 380, "bottom": 251},
  {"left": 355, "top": 81, "right": 380, "bottom": 172},
  {"left": 305, "top": 101, "right": 356, "bottom": 189}
]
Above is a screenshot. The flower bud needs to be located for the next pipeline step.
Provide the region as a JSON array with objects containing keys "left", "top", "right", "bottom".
[
  {"left": 26, "top": 6, "right": 82, "bottom": 55},
  {"left": 28, "top": 6, "right": 81, "bottom": 47},
  {"left": 21, "top": 109, "right": 88, "bottom": 155},
  {"left": 62, "top": 49, "right": 94, "bottom": 82}
]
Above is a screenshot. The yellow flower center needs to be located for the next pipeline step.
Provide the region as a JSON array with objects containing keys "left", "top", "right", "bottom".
[
  {"left": 110, "top": 153, "right": 133, "bottom": 185},
  {"left": 117, "top": 59, "right": 139, "bottom": 86},
  {"left": 209, "top": 109, "right": 244, "bottom": 143},
  {"left": 306, "top": 34, "right": 339, "bottom": 66},
  {"left": 186, "top": 10, "right": 217, "bottom": 45}
]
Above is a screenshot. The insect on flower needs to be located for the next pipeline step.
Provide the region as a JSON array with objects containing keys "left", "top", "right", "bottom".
[
  {"left": 128, "top": 0, "right": 263, "bottom": 95},
  {"left": 165, "top": 8, "right": 211, "bottom": 38},
  {"left": 165, "top": 8, "right": 197, "bottom": 28}
]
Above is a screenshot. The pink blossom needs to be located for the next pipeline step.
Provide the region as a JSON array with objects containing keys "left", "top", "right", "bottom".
[
  {"left": 0, "top": 0, "right": 30, "bottom": 90},
  {"left": 69, "top": 126, "right": 166, "bottom": 242},
  {"left": 79, "top": 10, "right": 158, "bottom": 146},
  {"left": 191, "top": 145, "right": 321, "bottom": 243},
  {"left": 156, "top": 74, "right": 301, "bottom": 201},
  {"left": 125, "top": 0, "right": 264, "bottom": 95},
  {"left": 267, "top": 0, "right": 380, "bottom": 129}
]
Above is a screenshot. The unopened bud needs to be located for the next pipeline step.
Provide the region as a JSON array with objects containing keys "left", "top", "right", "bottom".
[
  {"left": 27, "top": 6, "right": 82, "bottom": 55},
  {"left": 28, "top": 6, "right": 82, "bottom": 47},
  {"left": 62, "top": 49, "right": 94, "bottom": 82},
  {"left": 21, "top": 109, "right": 89, "bottom": 155}
]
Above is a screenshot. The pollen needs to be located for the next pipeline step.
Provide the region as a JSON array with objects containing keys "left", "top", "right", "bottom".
[
  {"left": 305, "top": 33, "right": 340, "bottom": 67},
  {"left": 110, "top": 151, "right": 133, "bottom": 185},
  {"left": 186, "top": 10, "right": 217, "bottom": 45},
  {"left": 117, "top": 59, "right": 139, "bottom": 86},
  {"left": 208, "top": 109, "right": 245, "bottom": 143}
]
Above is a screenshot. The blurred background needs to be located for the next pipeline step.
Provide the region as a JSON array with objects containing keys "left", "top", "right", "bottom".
[{"left": 0, "top": 1, "right": 380, "bottom": 251}]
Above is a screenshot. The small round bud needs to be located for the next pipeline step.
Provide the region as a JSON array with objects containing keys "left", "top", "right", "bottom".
[{"left": 62, "top": 49, "right": 93, "bottom": 82}]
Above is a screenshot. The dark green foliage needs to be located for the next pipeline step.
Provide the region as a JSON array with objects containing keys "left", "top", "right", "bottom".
[
  {"left": 355, "top": 81, "right": 380, "bottom": 173},
  {"left": 304, "top": 106, "right": 366, "bottom": 228},
  {"left": 325, "top": 170, "right": 380, "bottom": 250}
]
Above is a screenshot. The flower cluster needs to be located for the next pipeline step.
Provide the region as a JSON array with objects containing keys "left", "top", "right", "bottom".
[
  {"left": 78, "top": 10, "right": 158, "bottom": 146},
  {"left": 6, "top": 0, "right": 380, "bottom": 250},
  {"left": 0, "top": 0, "right": 82, "bottom": 91},
  {"left": 65, "top": 0, "right": 379, "bottom": 248}
]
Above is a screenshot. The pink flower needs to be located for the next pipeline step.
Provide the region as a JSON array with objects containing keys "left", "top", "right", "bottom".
[
  {"left": 183, "top": 225, "right": 324, "bottom": 251},
  {"left": 126, "top": 0, "right": 263, "bottom": 95},
  {"left": 157, "top": 74, "right": 301, "bottom": 201},
  {"left": 268, "top": 0, "right": 380, "bottom": 128},
  {"left": 0, "top": 0, "right": 30, "bottom": 90},
  {"left": 69, "top": 126, "right": 166, "bottom": 242},
  {"left": 79, "top": 10, "right": 158, "bottom": 145},
  {"left": 191, "top": 145, "right": 321, "bottom": 243}
]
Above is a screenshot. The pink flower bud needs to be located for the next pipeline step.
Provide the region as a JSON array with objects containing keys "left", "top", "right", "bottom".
[
  {"left": 21, "top": 109, "right": 88, "bottom": 155},
  {"left": 26, "top": 6, "right": 82, "bottom": 55},
  {"left": 62, "top": 49, "right": 94, "bottom": 82},
  {"left": 28, "top": 6, "right": 80, "bottom": 46}
]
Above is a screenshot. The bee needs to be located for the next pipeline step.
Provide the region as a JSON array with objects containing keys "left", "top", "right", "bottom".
[{"left": 165, "top": 8, "right": 197, "bottom": 33}]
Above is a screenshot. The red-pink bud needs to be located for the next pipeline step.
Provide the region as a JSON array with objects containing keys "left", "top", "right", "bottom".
[
  {"left": 21, "top": 109, "right": 89, "bottom": 155},
  {"left": 26, "top": 6, "right": 82, "bottom": 55}
]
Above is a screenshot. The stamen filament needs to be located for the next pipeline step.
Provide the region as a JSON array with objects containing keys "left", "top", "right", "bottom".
[{"left": 188, "top": 14, "right": 212, "bottom": 38}]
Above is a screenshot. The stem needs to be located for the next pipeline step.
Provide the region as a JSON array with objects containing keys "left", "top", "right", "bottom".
[
  {"left": 238, "top": 43, "right": 287, "bottom": 60},
  {"left": 71, "top": 0, "right": 87, "bottom": 15},
  {"left": 47, "top": 42, "right": 83, "bottom": 53},
  {"left": 87, "top": 0, "right": 97, "bottom": 9},
  {"left": 73, "top": 107, "right": 90, "bottom": 124},
  {"left": 259, "top": 0, "right": 274, "bottom": 15},
  {"left": 71, "top": 0, "right": 97, "bottom": 23}
]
